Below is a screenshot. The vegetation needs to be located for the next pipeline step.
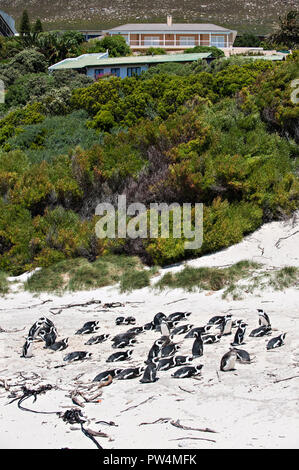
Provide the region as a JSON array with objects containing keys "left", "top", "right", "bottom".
[
  {"left": 0, "top": 19, "right": 298, "bottom": 278},
  {"left": 0, "top": 271, "right": 9, "bottom": 295},
  {"left": 24, "top": 254, "right": 154, "bottom": 293}
]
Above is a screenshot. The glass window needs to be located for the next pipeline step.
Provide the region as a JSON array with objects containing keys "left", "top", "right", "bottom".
[
  {"left": 211, "top": 36, "right": 225, "bottom": 47},
  {"left": 111, "top": 68, "right": 120, "bottom": 77},
  {"left": 179, "top": 36, "right": 196, "bottom": 46},
  {"left": 95, "top": 69, "right": 104, "bottom": 79},
  {"left": 144, "top": 36, "right": 161, "bottom": 46},
  {"left": 127, "top": 67, "right": 141, "bottom": 77}
]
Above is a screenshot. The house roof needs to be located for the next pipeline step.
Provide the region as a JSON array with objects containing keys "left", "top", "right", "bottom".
[
  {"left": 104, "top": 23, "right": 235, "bottom": 33},
  {"left": 49, "top": 52, "right": 212, "bottom": 71}
]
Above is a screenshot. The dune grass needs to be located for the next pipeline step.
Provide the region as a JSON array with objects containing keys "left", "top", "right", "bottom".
[
  {"left": 0, "top": 271, "right": 9, "bottom": 295},
  {"left": 155, "top": 260, "right": 262, "bottom": 292},
  {"left": 24, "top": 254, "right": 154, "bottom": 294}
]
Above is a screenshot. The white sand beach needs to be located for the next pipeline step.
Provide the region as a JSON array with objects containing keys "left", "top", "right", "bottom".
[{"left": 0, "top": 214, "right": 298, "bottom": 449}]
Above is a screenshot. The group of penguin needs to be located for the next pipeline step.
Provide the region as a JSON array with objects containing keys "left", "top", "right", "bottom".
[{"left": 21, "top": 307, "right": 287, "bottom": 384}]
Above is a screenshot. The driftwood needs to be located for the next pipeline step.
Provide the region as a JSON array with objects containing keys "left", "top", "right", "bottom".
[
  {"left": 170, "top": 437, "right": 216, "bottom": 443},
  {"left": 273, "top": 375, "right": 299, "bottom": 384},
  {"left": 170, "top": 419, "right": 217, "bottom": 434},
  {"left": 121, "top": 396, "right": 155, "bottom": 413},
  {"left": 275, "top": 231, "right": 299, "bottom": 249},
  {"left": 49, "top": 300, "right": 102, "bottom": 315},
  {"left": 60, "top": 409, "right": 103, "bottom": 449},
  {"left": 164, "top": 298, "right": 187, "bottom": 305},
  {"left": 139, "top": 417, "right": 172, "bottom": 426}
]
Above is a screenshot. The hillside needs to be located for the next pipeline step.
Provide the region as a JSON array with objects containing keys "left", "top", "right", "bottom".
[{"left": 0, "top": 0, "right": 298, "bottom": 34}]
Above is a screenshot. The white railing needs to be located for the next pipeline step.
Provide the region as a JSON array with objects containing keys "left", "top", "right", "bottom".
[{"left": 128, "top": 40, "right": 231, "bottom": 48}]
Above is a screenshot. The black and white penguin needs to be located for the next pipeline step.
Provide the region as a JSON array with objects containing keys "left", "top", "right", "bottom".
[
  {"left": 28, "top": 317, "right": 54, "bottom": 339},
  {"left": 192, "top": 332, "right": 203, "bottom": 357},
  {"left": 39, "top": 326, "right": 57, "bottom": 348},
  {"left": 63, "top": 351, "right": 92, "bottom": 362},
  {"left": 85, "top": 334, "right": 110, "bottom": 345},
  {"left": 220, "top": 349, "right": 238, "bottom": 371},
  {"left": 112, "top": 337, "right": 137, "bottom": 349},
  {"left": 164, "top": 319, "right": 180, "bottom": 330},
  {"left": 145, "top": 339, "right": 164, "bottom": 364},
  {"left": 161, "top": 343, "right": 180, "bottom": 357},
  {"left": 266, "top": 333, "right": 287, "bottom": 350},
  {"left": 153, "top": 312, "right": 167, "bottom": 327},
  {"left": 92, "top": 368, "right": 123, "bottom": 383},
  {"left": 184, "top": 325, "right": 212, "bottom": 338},
  {"left": 157, "top": 356, "right": 177, "bottom": 371},
  {"left": 159, "top": 320, "right": 170, "bottom": 337},
  {"left": 159, "top": 334, "right": 174, "bottom": 348},
  {"left": 166, "top": 312, "right": 192, "bottom": 323},
  {"left": 143, "top": 321, "right": 155, "bottom": 331},
  {"left": 171, "top": 324, "right": 194, "bottom": 336},
  {"left": 220, "top": 315, "right": 233, "bottom": 336},
  {"left": 125, "top": 326, "right": 144, "bottom": 335},
  {"left": 106, "top": 350, "right": 133, "bottom": 362},
  {"left": 124, "top": 316, "right": 136, "bottom": 325},
  {"left": 207, "top": 315, "right": 225, "bottom": 326},
  {"left": 75, "top": 321, "right": 100, "bottom": 335},
  {"left": 174, "top": 355, "right": 193, "bottom": 366},
  {"left": 234, "top": 348, "right": 253, "bottom": 364},
  {"left": 112, "top": 332, "right": 136, "bottom": 342},
  {"left": 232, "top": 319, "right": 244, "bottom": 329},
  {"left": 171, "top": 365, "right": 203, "bottom": 379},
  {"left": 49, "top": 338, "right": 69, "bottom": 351},
  {"left": 249, "top": 325, "right": 272, "bottom": 337},
  {"left": 115, "top": 317, "right": 125, "bottom": 325},
  {"left": 202, "top": 334, "right": 221, "bottom": 344},
  {"left": 258, "top": 309, "right": 271, "bottom": 327},
  {"left": 140, "top": 360, "right": 159, "bottom": 383},
  {"left": 230, "top": 322, "right": 247, "bottom": 346},
  {"left": 21, "top": 336, "right": 34, "bottom": 358},
  {"left": 116, "top": 366, "right": 145, "bottom": 380}
]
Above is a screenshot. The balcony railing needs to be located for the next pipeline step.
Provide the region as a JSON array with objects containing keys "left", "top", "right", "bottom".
[{"left": 127, "top": 39, "right": 230, "bottom": 48}]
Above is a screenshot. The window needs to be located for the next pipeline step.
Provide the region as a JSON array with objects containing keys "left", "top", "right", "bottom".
[
  {"left": 111, "top": 68, "right": 120, "bottom": 77},
  {"left": 211, "top": 35, "right": 225, "bottom": 47},
  {"left": 179, "top": 36, "right": 196, "bottom": 46},
  {"left": 127, "top": 67, "right": 141, "bottom": 77},
  {"left": 95, "top": 68, "right": 104, "bottom": 79},
  {"left": 144, "top": 36, "right": 161, "bottom": 46}
]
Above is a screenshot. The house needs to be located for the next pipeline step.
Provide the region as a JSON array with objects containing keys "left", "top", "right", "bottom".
[
  {"left": 0, "top": 10, "right": 17, "bottom": 37},
  {"left": 48, "top": 51, "right": 213, "bottom": 80},
  {"left": 102, "top": 15, "right": 237, "bottom": 51}
]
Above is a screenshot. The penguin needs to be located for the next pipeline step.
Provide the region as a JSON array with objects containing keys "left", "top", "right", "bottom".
[
  {"left": 63, "top": 351, "right": 92, "bottom": 362},
  {"left": 116, "top": 366, "right": 145, "bottom": 380},
  {"left": 112, "top": 337, "right": 137, "bottom": 349},
  {"left": 184, "top": 325, "right": 212, "bottom": 338},
  {"left": 157, "top": 356, "right": 177, "bottom": 371},
  {"left": 21, "top": 336, "right": 34, "bottom": 358},
  {"left": 92, "top": 369, "right": 123, "bottom": 383},
  {"left": 106, "top": 350, "right": 133, "bottom": 362},
  {"left": 112, "top": 332, "right": 136, "bottom": 342},
  {"left": 75, "top": 321, "right": 100, "bottom": 335},
  {"left": 115, "top": 317, "right": 125, "bottom": 325},
  {"left": 266, "top": 333, "right": 287, "bottom": 351},
  {"left": 249, "top": 325, "right": 272, "bottom": 337},
  {"left": 153, "top": 312, "right": 167, "bottom": 327},
  {"left": 164, "top": 319, "right": 180, "bottom": 330},
  {"left": 234, "top": 348, "right": 253, "bottom": 364},
  {"left": 124, "top": 316, "right": 136, "bottom": 325},
  {"left": 220, "top": 315, "right": 233, "bottom": 336},
  {"left": 258, "top": 309, "right": 271, "bottom": 327},
  {"left": 171, "top": 324, "right": 194, "bottom": 336},
  {"left": 230, "top": 322, "right": 247, "bottom": 346},
  {"left": 145, "top": 339, "right": 164, "bottom": 364},
  {"left": 220, "top": 349, "right": 238, "bottom": 371},
  {"left": 202, "top": 334, "right": 221, "bottom": 344},
  {"left": 232, "top": 319, "right": 244, "bottom": 329},
  {"left": 49, "top": 338, "right": 69, "bottom": 351},
  {"left": 161, "top": 343, "right": 180, "bottom": 357},
  {"left": 143, "top": 321, "right": 155, "bottom": 331},
  {"left": 160, "top": 320, "right": 170, "bottom": 337},
  {"left": 192, "top": 332, "right": 203, "bottom": 357},
  {"left": 85, "top": 334, "right": 110, "bottom": 345},
  {"left": 166, "top": 312, "right": 192, "bottom": 322},
  {"left": 159, "top": 334, "right": 174, "bottom": 348},
  {"left": 28, "top": 317, "right": 54, "bottom": 339},
  {"left": 140, "top": 360, "right": 159, "bottom": 383},
  {"left": 39, "top": 326, "right": 57, "bottom": 348},
  {"left": 171, "top": 365, "right": 203, "bottom": 379},
  {"left": 174, "top": 355, "right": 194, "bottom": 366},
  {"left": 125, "top": 326, "right": 144, "bottom": 335},
  {"left": 207, "top": 315, "right": 226, "bottom": 326}
]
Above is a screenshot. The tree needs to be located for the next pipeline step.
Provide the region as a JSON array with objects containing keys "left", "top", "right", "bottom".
[
  {"left": 33, "top": 19, "right": 43, "bottom": 34},
  {"left": 267, "top": 10, "right": 299, "bottom": 49},
  {"left": 234, "top": 34, "right": 261, "bottom": 47},
  {"left": 82, "top": 35, "right": 131, "bottom": 57},
  {"left": 19, "top": 10, "right": 31, "bottom": 37},
  {"left": 184, "top": 45, "right": 224, "bottom": 58}
]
